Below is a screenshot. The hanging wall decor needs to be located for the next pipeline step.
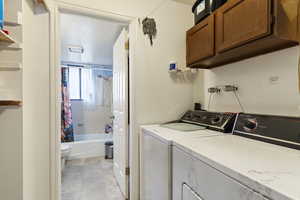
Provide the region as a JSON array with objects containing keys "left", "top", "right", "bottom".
[
  {"left": 33, "top": 0, "right": 48, "bottom": 12},
  {"left": 142, "top": 17, "right": 157, "bottom": 46}
]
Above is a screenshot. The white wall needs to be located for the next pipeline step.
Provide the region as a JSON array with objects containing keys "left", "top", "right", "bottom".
[
  {"left": 0, "top": 0, "right": 22, "bottom": 199},
  {"left": 134, "top": 1, "right": 194, "bottom": 124},
  {"left": 71, "top": 101, "right": 112, "bottom": 135},
  {"left": 23, "top": 0, "right": 50, "bottom": 200},
  {"left": 201, "top": 46, "right": 300, "bottom": 117},
  {"left": 0, "top": 108, "right": 22, "bottom": 200},
  {"left": 130, "top": 1, "right": 195, "bottom": 199}
]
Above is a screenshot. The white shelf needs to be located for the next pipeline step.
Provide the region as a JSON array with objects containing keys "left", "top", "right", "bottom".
[
  {"left": 0, "top": 62, "right": 22, "bottom": 71},
  {"left": 169, "top": 69, "right": 182, "bottom": 73},
  {"left": 4, "top": 20, "right": 21, "bottom": 26},
  {"left": 0, "top": 42, "right": 22, "bottom": 50},
  {"left": 4, "top": 12, "right": 22, "bottom": 26},
  {"left": 169, "top": 68, "right": 199, "bottom": 74}
]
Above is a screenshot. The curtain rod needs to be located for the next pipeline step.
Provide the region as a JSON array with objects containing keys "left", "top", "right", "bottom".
[{"left": 61, "top": 61, "right": 112, "bottom": 70}]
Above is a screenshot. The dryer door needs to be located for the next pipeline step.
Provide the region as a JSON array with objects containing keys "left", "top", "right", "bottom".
[{"left": 183, "top": 184, "right": 203, "bottom": 200}]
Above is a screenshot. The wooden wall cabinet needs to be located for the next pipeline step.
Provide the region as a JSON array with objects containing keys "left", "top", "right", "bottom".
[
  {"left": 186, "top": 15, "right": 215, "bottom": 66},
  {"left": 187, "top": 0, "right": 299, "bottom": 69}
]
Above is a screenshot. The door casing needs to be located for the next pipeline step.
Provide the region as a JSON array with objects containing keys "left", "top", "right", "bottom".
[{"left": 48, "top": 2, "right": 140, "bottom": 200}]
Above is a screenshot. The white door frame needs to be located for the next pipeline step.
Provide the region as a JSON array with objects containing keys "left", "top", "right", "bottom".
[{"left": 48, "top": 2, "right": 139, "bottom": 200}]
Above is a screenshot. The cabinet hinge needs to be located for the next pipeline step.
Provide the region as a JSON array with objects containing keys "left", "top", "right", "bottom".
[
  {"left": 271, "top": 15, "right": 276, "bottom": 26},
  {"left": 125, "top": 167, "right": 130, "bottom": 176}
]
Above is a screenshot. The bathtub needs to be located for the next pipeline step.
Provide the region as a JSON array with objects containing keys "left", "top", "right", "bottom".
[{"left": 67, "top": 133, "right": 113, "bottom": 160}]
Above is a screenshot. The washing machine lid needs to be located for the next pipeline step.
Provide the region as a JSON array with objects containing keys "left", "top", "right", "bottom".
[{"left": 161, "top": 122, "right": 206, "bottom": 132}]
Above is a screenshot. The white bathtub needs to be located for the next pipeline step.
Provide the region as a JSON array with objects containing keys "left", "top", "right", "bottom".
[{"left": 67, "top": 133, "right": 113, "bottom": 160}]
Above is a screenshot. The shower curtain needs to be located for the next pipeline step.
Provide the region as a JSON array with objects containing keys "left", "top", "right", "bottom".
[
  {"left": 94, "top": 71, "right": 113, "bottom": 107},
  {"left": 61, "top": 67, "right": 74, "bottom": 142}
]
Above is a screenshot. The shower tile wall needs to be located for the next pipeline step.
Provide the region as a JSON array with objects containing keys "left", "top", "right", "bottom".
[
  {"left": 71, "top": 101, "right": 112, "bottom": 135},
  {"left": 71, "top": 68, "right": 113, "bottom": 135}
]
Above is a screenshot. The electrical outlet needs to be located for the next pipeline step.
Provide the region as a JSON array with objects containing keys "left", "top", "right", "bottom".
[{"left": 269, "top": 76, "right": 280, "bottom": 85}]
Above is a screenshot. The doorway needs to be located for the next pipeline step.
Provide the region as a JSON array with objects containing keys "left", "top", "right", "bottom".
[{"left": 58, "top": 11, "right": 130, "bottom": 200}]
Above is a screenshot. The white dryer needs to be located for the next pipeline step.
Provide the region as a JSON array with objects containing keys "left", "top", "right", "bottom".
[{"left": 140, "top": 110, "right": 237, "bottom": 200}]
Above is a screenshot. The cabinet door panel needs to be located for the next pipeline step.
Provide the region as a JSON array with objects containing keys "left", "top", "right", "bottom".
[
  {"left": 187, "top": 15, "right": 215, "bottom": 65},
  {"left": 216, "top": 0, "right": 271, "bottom": 52}
]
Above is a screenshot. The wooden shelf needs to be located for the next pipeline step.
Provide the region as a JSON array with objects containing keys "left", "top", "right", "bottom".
[
  {"left": 0, "top": 30, "right": 16, "bottom": 43},
  {"left": 0, "top": 62, "right": 22, "bottom": 71},
  {"left": 0, "top": 100, "right": 22, "bottom": 107}
]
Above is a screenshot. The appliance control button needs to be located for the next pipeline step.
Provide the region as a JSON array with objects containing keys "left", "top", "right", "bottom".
[
  {"left": 201, "top": 115, "right": 208, "bottom": 120},
  {"left": 185, "top": 113, "right": 193, "bottom": 119},
  {"left": 211, "top": 116, "right": 223, "bottom": 124},
  {"left": 244, "top": 119, "right": 258, "bottom": 131}
]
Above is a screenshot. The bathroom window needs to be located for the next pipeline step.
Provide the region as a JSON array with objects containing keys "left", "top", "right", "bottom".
[
  {"left": 69, "top": 67, "right": 81, "bottom": 100},
  {"left": 69, "top": 66, "right": 93, "bottom": 101}
]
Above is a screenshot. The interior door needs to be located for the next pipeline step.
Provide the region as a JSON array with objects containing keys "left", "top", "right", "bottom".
[{"left": 113, "top": 28, "right": 129, "bottom": 198}]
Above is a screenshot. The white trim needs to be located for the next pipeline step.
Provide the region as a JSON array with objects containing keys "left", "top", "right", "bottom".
[
  {"left": 49, "top": 5, "right": 61, "bottom": 200},
  {"left": 56, "top": 1, "right": 132, "bottom": 23},
  {"left": 49, "top": 3, "right": 139, "bottom": 200},
  {"left": 128, "top": 19, "right": 142, "bottom": 200}
]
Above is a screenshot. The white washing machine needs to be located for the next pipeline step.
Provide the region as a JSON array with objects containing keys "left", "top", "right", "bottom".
[
  {"left": 140, "top": 110, "right": 237, "bottom": 200},
  {"left": 172, "top": 113, "right": 300, "bottom": 200}
]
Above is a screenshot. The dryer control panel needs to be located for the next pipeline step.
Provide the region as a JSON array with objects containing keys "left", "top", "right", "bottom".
[
  {"left": 180, "top": 111, "right": 237, "bottom": 133},
  {"left": 233, "top": 113, "right": 300, "bottom": 150}
]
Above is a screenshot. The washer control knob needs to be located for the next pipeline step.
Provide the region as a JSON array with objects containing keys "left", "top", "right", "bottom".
[
  {"left": 211, "top": 115, "right": 223, "bottom": 124},
  {"left": 244, "top": 119, "right": 258, "bottom": 131}
]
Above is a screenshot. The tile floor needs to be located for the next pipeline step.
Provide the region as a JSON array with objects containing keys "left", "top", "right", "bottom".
[{"left": 62, "top": 157, "right": 124, "bottom": 200}]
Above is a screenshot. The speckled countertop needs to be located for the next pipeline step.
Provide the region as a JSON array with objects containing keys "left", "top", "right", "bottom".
[{"left": 141, "top": 125, "right": 300, "bottom": 200}]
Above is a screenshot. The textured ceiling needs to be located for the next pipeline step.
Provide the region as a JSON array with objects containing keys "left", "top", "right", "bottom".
[{"left": 60, "top": 13, "right": 127, "bottom": 66}]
